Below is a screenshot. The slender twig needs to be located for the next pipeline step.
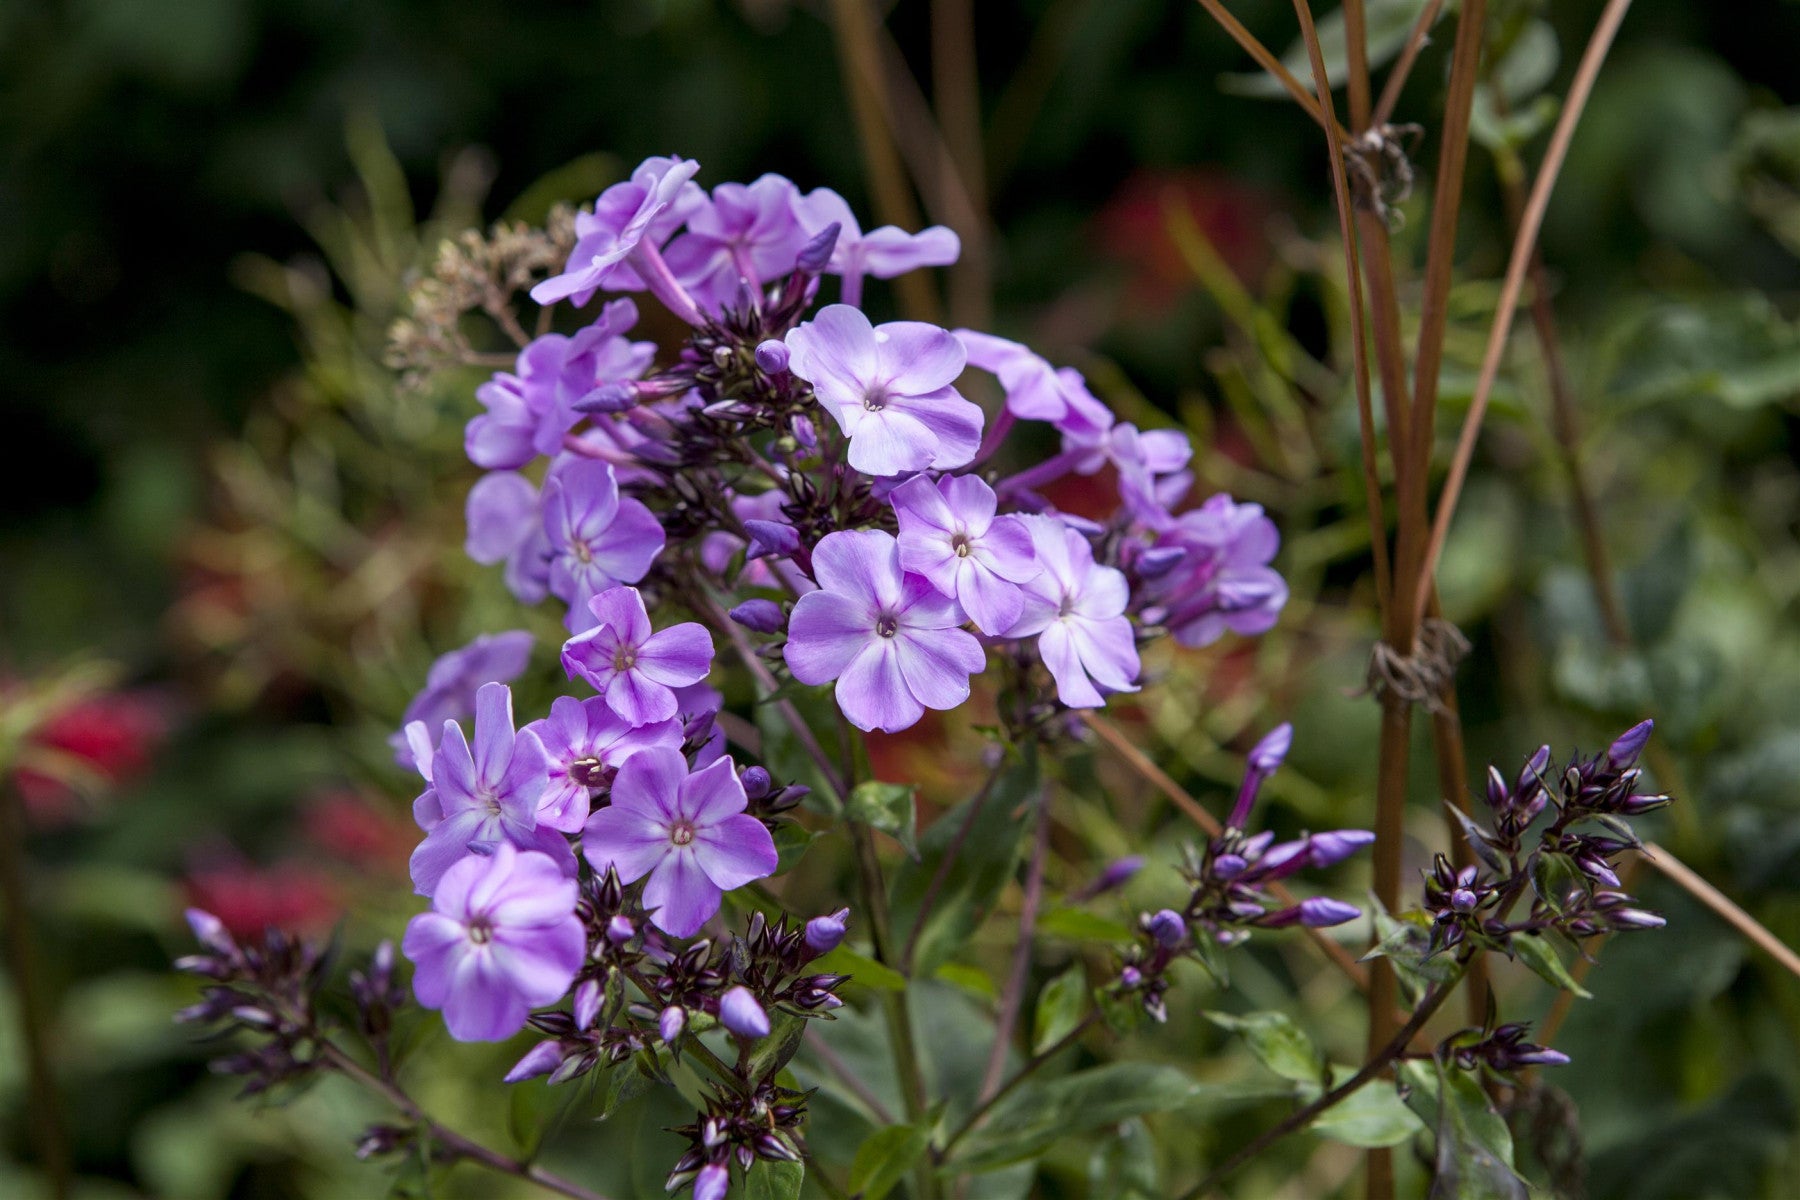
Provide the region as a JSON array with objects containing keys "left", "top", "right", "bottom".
[
  {"left": 1190, "top": 0, "right": 1348, "bottom": 140},
  {"left": 1424, "top": 591, "right": 1490, "bottom": 1026},
  {"left": 929, "top": 0, "right": 993, "bottom": 328},
  {"left": 1416, "top": 0, "right": 1637, "bottom": 622},
  {"left": 977, "top": 785, "right": 1052, "bottom": 1103},
  {"left": 1370, "top": 0, "right": 1447, "bottom": 130},
  {"left": 940, "top": 1009, "right": 1101, "bottom": 1159},
  {"left": 804, "top": 1034, "right": 899, "bottom": 1126},
  {"left": 1342, "top": 0, "right": 1372, "bottom": 130},
  {"left": 1176, "top": 963, "right": 1471, "bottom": 1200},
  {"left": 1081, "top": 713, "right": 1373, "bottom": 992},
  {"left": 899, "top": 762, "right": 1006, "bottom": 974},
  {"left": 1644, "top": 843, "right": 1800, "bottom": 981},
  {"left": 320, "top": 1044, "right": 610, "bottom": 1200},
  {"left": 0, "top": 783, "right": 71, "bottom": 1200}
]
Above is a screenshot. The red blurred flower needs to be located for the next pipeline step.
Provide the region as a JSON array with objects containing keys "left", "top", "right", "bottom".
[
  {"left": 302, "top": 789, "right": 413, "bottom": 875},
  {"left": 1094, "top": 168, "right": 1278, "bottom": 311},
  {"left": 13, "top": 691, "right": 168, "bottom": 826},
  {"left": 183, "top": 858, "right": 342, "bottom": 940}
]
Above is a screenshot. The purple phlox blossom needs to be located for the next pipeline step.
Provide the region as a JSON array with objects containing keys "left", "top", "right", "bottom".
[
  {"left": 1228, "top": 722, "right": 1291, "bottom": 828},
  {"left": 402, "top": 720, "right": 443, "bottom": 830},
  {"left": 408, "top": 683, "right": 576, "bottom": 897},
  {"left": 561, "top": 586, "right": 715, "bottom": 725},
  {"left": 785, "top": 305, "right": 984, "bottom": 477},
  {"left": 402, "top": 842, "right": 583, "bottom": 1042},
  {"left": 1005, "top": 516, "right": 1140, "bottom": 709},
  {"left": 891, "top": 473, "right": 1039, "bottom": 636},
  {"left": 1086, "top": 422, "right": 1194, "bottom": 523},
  {"left": 699, "top": 491, "right": 816, "bottom": 595},
  {"left": 783, "top": 529, "right": 986, "bottom": 732},
  {"left": 524, "top": 695, "right": 684, "bottom": 832},
  {"left": 543, "top": 460, "right": 665, "bottom": 630},
  {"left": 388, "top": 630, "right": 534, "bottom": 769},
  {"left": 729, "top": 598, "right": 786, "bottom": 634},
  {"left": 664, "top": 175, "right": 808, "bottom": 310},
  {"left": 465, "top": 471, "right": 552, "bottom": 605},
  {"left": 954, "top": 331, "right": 1113, "bottom": 440},
  {"left": 796, "top": 187, "right": 960, "bottom": 308},
  {"left": 531, "top": 156, "right": 704, "bottom": 308},
  {"left": 583, "top": 748, "right": 777, "bottom": 937},
  {"left": 1140, "top": 494, "right": 1287, "bottom": 648}
]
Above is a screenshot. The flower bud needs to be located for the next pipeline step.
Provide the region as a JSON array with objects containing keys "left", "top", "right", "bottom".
[
  {"left": 185, "top": 908, "right": 237, "bottom": 957},
  {"left": 1092, "top": 856, "right": 1145, "bottom": 896},
  {"left": 1135, "top": 546, "right": 1187, "bottom": 579},
  {"left": 755, "top": 339, "right": 791, "bottom": 374},
  {"left": 574, "top": 381, "right": 640, "bottom": 414},
  {"left": 797, "top": 223, "right": 841, "bottom": 274},
  {"left": 660, "top": 1005, "right": 687, "bottom": 1044},
  {"left": 1119, "top": 965, "right": 1143, "bottom": 988},
  {"left": 573, "top": 979, "right": 602, "bottom": 1031},
  {"left": 804, "top": 908, "right": 850, "bottom": 955},
  {"left": 504, "top": 1040, "right": 564, "bottom": 1083},
  {"left": 1212, "top": 853, "right": 1249, "bottom": 880},
  {"left": 1146, "top": 908, "right": 1186, "bottom": 948},
  {"left": 607, "top": 915, "right": 636, "bottom": 945},
  {"left": 744, "top": 519, "right": 801, "bottom": 560},
  {"left": 1607, "top": 719, "right": 1654, "bottom": 768},
  {"left": 1249, "top": 724, "right": 1294, "bottom": 774},
  {"left": 790, "top": 414, "right": 818, "bottom": 449},
  {"left": 729, "top": 599, "right": 786, "bottom": 634},
  {"left": 694, "top": 1163, "right": 731, "bottom": 1200},
  {"left": 739, "top": 765, "right": 772, "bottom": 799},
  {"left": 719, "top": 986, "right": 771, "bottom": 1039},
  {"left": 1306, "top": 829, "right": 1376, "bottom": 868}
]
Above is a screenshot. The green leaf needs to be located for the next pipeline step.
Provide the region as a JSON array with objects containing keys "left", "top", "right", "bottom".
[
  {"left": 848, "top": 780, "right": 919, "bottom": 857},
  {"left": 600, "top": 1056, "right": 658, "bottom": 1119},
  {"left": 744, "top": 1158, "right": 805, "bottom": 1200},
  {"left": 770, "top": 819, "right": 818, "bottom": 874},
  {"left": 1401, "top": 1060, "right": 1527, "bottom": 1200},
  {"left": 1363, "top": 906, "right": 1454, "bottom": 1003},
  {"left": 1038, "top": 906, "right": 1134, "bottom": 943},
  {"left": 848, "top": 1123, "right": 932, "bottom": 1200},
  {"left": 1305, "top": 1072, "right": 1424, "bottom": 1148},
  {"left": 933, "top": 961, "right": 998, "bottom": 1003},
  {"left": 888, "top": 745, "right": 1038, "bottom": 975},
  {"left": 1510, "top": 933, "right": 1593, "bottom": 999},
  {"left": 747, "top": 1011, "right": 812, "bottom": 1080},
  {"left": 1032, "top": 963, "right": 1089, "bottom": 1054},
  {"left": 1206, "top": 1010, "right": 1325, "bottom": 1084},
  {"left": 1085, "top": 1117, "right": 1161, "bottom": 1199},
  {"left": 946, "top": 1062, "right": 1205, "bottom": 1172},
  {"left": 811, "top": 945, "right": 907, "bottom": 993}
]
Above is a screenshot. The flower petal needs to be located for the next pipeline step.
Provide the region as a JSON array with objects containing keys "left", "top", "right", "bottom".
[
  {"left": 874, "top": 321, "right": 966, "bottom": 393},
  {"left": 679, "top": 756, "right": 748, "bottom": 826},
  {"left": 835, "top": 642, "right": 926, "bottom": 732},
  {"left": 692, "top": 814, "right": 778, "bottom": 891},
  {"left": 845, "top": 408, "right": 939, "bottom": 476},
  {"left": 642, "top": 850, "right": 722, "bottom": 938},
  {"left": 784, "top": 591, "right": 876, "bottom": 684},
  {"left": 636, "top": 622, "right": 714, "bottom": 686},
  {"left": 894, "top": 627, "right": 984, "bottom": 711},
  {"left": 582, "top": 803, "right": 673, "bottom": 883},
  {"left": 1038, "top": 621, "right": 1105, "bottom": 709}
]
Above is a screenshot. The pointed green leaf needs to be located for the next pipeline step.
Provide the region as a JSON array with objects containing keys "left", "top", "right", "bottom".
[
  {"left": 849, "top": 1123, "right": 932, "bottom": 1200},
  {"left": 1032, "top": 963, "right": 1089, "bottom": 1054},
  {"left": 1510, "top": 933, "right": 1593, "bottom": 999},
  {"left": 1206, "top": 1010, "right": 1324, "bottom": 1084}
]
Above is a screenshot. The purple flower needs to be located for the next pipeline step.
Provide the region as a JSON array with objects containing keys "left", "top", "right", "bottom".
[
  {"left": 521, "top": 301, "right": 656, "bottom": 456},
  {"left": 543, "top": 460, "right": 666, "bottom": 630},
  {"left": 729, "top": 599, "right": 786, "bottom": 634},
  {"left": 401, "top": 842, "right": 583, "bottom": 1042},
  {"left": 503, "top": 1040, "right": 565, "bottom": 1083},
  {"left": 1306, "top": 829, "right": 1376, "bottom": 868},
  {"left": 1607, "top": 718, "right": 1654, "bottom": 768},
  {"left": 718, "top": 986, "right": 771, "bottom": 1038},
  {"left": 408, "top": 683, "right": 576, "bottom": 897},
  {"left": 1146, "top": 908, "right": 1187, "bottom": 947},
  {"left": 583, "top": 748, "right": 778, "bottom": 937},
  {"left": 694, "top": 1164, "right": 730, "bottom": 1200},
  {"left": 783, "top": 529, "right": 986, "bottom": 732},
  {"left": 1142, "top": 494, "right": 1287, "bottom": 648},
  {"left": 1228, "top": 723, "right": 1292, "bottom": 828},
  {"left": 1261, "top": 897, "right": 1362, "bottom": 928},
  {"left": 664, "top": 174, "right": 808, "bottom": 310},
  {"left": 524, "top": 695, "right": 685, "bottom": 832},
  {"left": 796, "top": 187, "right": 960, "bottom": 307},
  {"left": 785, "top": 305, "right": 984, "bottom": 476},
  {"left": 464, "top": 372, "right": 538, "bottom": 470},
  {"left": 389, "top": 631, "right": 534, "bottom": 768},
  {"left": 561, "top": 586, "right": 714, "bottom": 725},
  {"left": 891, "top": 474, "right": 1039, "bottom": 636},
  {"left": 955, "top": 331, "right": 1113, "bottom": 438},
  {"left": 465, "top": 471, "right": 552, "bottom": 605},
  {"left": 1006, "top": 517, "right": 1139, "bottom": 709},
  {"left": 1088, "top": 423, "right": 1194, "bottom": 522},
  {"left": 531, "top": 156, "right": 703, "bottom": 307}
]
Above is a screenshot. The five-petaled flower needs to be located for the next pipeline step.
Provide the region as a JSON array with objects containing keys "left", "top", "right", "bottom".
[
  {"left": 1006, "top": 517, "right": 1140, "bottom": 708},
  {"left": 891, "top": 473, "right": 1039, "bottom": 636},
  {"left": 523, "top": 694, "right": 685, "bottom": 832},
  {"left": 784, "top": 305, "right": 983, "bottom": 477},
  {"left": 797, "top": 187, "right": 960, "bottom": 308},
  {"left": 543, "top": 460, "right": 666, "bottom": 630},
  {"left": 784, "top": 529, "right": 986, "bottom": 732},
  {"left": 531, "top": 156, "right": 703, "bottom": 307},
  {"left": 583, "top": 748, "right": 778, "bottom": 937},
  {"left": 561, "top": 586, "right": 715, "bottom": 726},
  {"left": 402, "top": 842, "right": 584, "bottom": 1041}
]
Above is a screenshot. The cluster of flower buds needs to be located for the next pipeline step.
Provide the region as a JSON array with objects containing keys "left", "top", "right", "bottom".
[
  {"left": 174, "top": 910, "right": 331, "bottom": 1096},
  {"left": 666, "top": 1079, "right": 811, "bottom": 1200},
  {"left": 1446, "top": 1020, "right": 1571, "bottom": 1076},
  {"left": 1108, "top": 725, "right": 1371, "bottom": 1021}
]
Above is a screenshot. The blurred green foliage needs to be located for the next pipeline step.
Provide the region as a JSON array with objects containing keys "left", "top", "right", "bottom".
[{"left": 7, "top": 0, "right": 1800, "bottom": 1196}]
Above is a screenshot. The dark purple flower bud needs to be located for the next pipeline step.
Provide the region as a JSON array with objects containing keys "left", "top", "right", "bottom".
[
  {"left": 805, "top": 908, "right": 850, "bottom": 955},
  {"left": 739, "top": 765, "right": 772, "bottom": 799},
  {"left": 573, "top": 979, "right": 603, "bottom": 1031},
  {"left": 1276, "top": 897, "right": 1361, "bottom": 928},
  {"left": 744, "top": 519, "right": 801, "bottom": 560},
  {"left": 1620, "top": 791, "right": 1671, "bottom": 816},
  {"left": 1576, "top": 853, "right": 1621, "bottom": 888},
  {"left": 755, "top": 339, "right": 791, "bottom": 374},
  {"left": 1607, "top": 719, "right": 1654, "bottom": 768},
  {"left": 1146, "top": 908, "right": 1186, "bottom": 948},
  {"left": 660, "top": 1005, "right": 687, "bottom": 1044},
  {"left": 1228, "top": 723, "right": 1293, "bottom": 828},
  {"left": 695, "top": 1163, "right": 731, "bottom": 1200},
  {"left": 574, "top": 381, "right": 640, "bottom": 414},
  {"left": 790, "top": 414, "right": 818, "bottom": 449},
  {"left": 1135, "top": 546, "right": 1187, "bottom": 579},
  {"left": 719, "top": 986, "right": 770, "bottom": 1039},
  {"left": 1449, "top": 888, "right": 1480, "bottom": 913},
  {"left": 1093, "top": 856, "right": 1145, "bottom": 895},
  {"left": 1518, "top": 745, "right": 1552, "bottom": 791},
  {"left": 756, "top": 1132, "right": 804, "bottom": 1163},
  {"left": 1607, "top": 907, "right": 1666, "bottom": 930},
  {"left": 355, "top": 1124, "right": 410, "bottom": 1160},
  {"left": 1257, "top": 839, "right": 1311, "bottom": 879},
  {"left": 1119, "top": 965, "right": 1143, "bottom": 988},
  {"left": 1307, "top": 829, "right": 1376, "bottom": 868},
  {"left": 728, "top": 599, "right": 786, "bottom": 634},
  {"left": 1212, "top": 853, "right": 1249, "bottom": 880},
  {"left": 1514, "top": 1046, "right": 1572, "bottom": 1067},
  {"left": 798, "top": 222, "right": 841, "bottom": 274},
  {"left": 185, "top": 908, "right": 237, "bottom": 957},
  {"left": 607, "top": 915, "right": 636, "bottom": 945},
  {"left": 504, "top": 1040, "right": 564, "bottom": 1083}
]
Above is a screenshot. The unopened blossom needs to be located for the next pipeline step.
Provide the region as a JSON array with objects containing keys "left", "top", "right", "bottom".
[
  {"left": 543, "top": 460, "right": 665, "bottom": 629},
  {"left": 891, "top": 473, "right": 1039, "bottom": 636},
  {"left": 694, "top": 1165, "right": 730, "bottom": 1200},
  {"left": 561, "top": 586, "right": 715, "bottom": 725},
  {"left": 408, "top": 683, "right": 575, "bottom": 896},
  {"left": 389, "top": 631, "right": 534, "bottom": 768},
  {"left": 1142, "top": 493, "right": 1287, "bottom": 647},
  {"left": 804, "top": 908, "right": 850, "bottom": 954},
  {"left": 524, "top": 695, "right": 685, "bottom": 831},
  {"left": 1228, "top": 722, "right": 1291, "bottom": 828},
  {"left": 583, "top": 749, "right": 777, "bottom": 937},
  {"left": 664, "top": 174, "right": 808, "bottom": 309},
  {"left": 465, "top": 471, "right": 551, "bottom": 605},
  {"left": 718, "top": 986, "right": 771, "bottom": 1038},
  {"left": 796, "top": 187, "right": 960, "bottom": 307},
  {"left": 1006, "top": 516, "right": 1140, "bottom": 709},
  {"left": 402, "top": 843, "right": 583, "bottom": 1041},
  {"left": 785, "top": 305, "right": 983, "bottom": 476},
  {"left": 784, "top": 529, "right": 986, "bottom": 732},
  {"left": 531, "top": 156, "right": 703, "bottom": 307}
]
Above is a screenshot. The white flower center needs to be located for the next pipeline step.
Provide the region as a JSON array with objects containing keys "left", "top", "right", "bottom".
[
  {"left": 467, "top": 917, "right": 494, "bottom": 944},
  {"left": 669, "top": 820, "right": 697, "bottom": 847},
  {"left": 875, "top": 614, "right": 900, "bottom": 638},
  {"left": 612, "top": 644, "right": 638, "bottom": 671},
  {"left": 862, "top": 386, "right": 888, "bottom": 412}
]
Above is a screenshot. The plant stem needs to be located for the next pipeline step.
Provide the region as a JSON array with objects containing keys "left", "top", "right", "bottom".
[
  {"left": 1370, "top": 0, "right": 1447, "bottom": 129},
  {"left": 0, "top": 783, "right": 72, "bottom": 1200},
  {"left": 319, "top": 1043, "right": 611, "bottom": 1200},
  {"left": 940, "top": 1009, "right": 1100, "bottom": 1160},
  {"left": 929, "top": 0, "right": 992, "bottom": 329},
  {"left": 1176, "top": 961, "right": 1471, "bottom": 1200},
  {"left": 976, "top": 785, "right": 1051, "bottom": 1103}
]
